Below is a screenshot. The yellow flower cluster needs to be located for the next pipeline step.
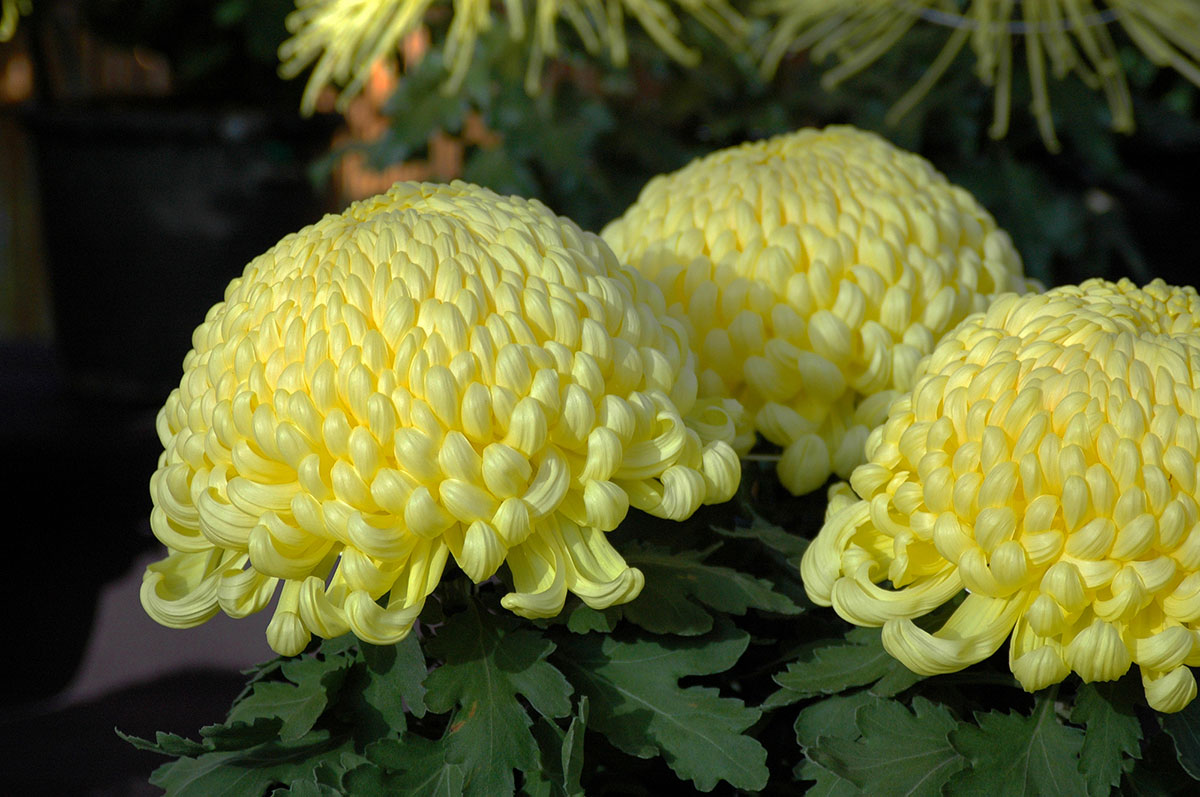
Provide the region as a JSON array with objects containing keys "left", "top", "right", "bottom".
[
  {"left": 279, "top": 0, "right": 744, "bottom": 113},
  {"left": 602, "top": 127, "right": 1037, "bottom": 496},
  {"left": 756, "top": 1, "right": 1200, "bottom": 150},
  {"left": 804, "top": 279, "right": 1200, "bottom": 712},
  {"left": 141, "top": 181, "right": 740, "bottom": 655}
]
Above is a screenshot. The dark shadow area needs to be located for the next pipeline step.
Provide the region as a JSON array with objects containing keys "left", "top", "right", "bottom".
[{"left": 1, "top": 669, "right": 247, "bottom": 795}]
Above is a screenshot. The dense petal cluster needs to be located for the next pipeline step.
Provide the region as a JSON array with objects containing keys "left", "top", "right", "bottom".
[
  {"left": 141, "top": 180, "right": 740, "bottom": 655},
  {"left": 602, "top": 126, "right": 1036, "bottom": 495},
  {"left": 756, "top": 1, "right": 1200, "bottom": 150},
  {"left": 279, "top": 0, "right": 744, "bottom": 113},
  {"left": 804, "top": 278, "right": 1200, "bottom": 712}
]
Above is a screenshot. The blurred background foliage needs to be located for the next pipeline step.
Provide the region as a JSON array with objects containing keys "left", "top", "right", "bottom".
[{"left": 314, "top": 11, "right": 1200, "bottom": 292}]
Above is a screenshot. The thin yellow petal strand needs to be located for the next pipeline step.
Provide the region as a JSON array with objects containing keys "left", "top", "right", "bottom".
[
  {"left": 604, "top": 126, "right": 1035, "bottom": 494},
  {"left": 279, "top": 0, "right": 746, "bottom": 113},
  {"left": 142, "top": 180, "right": 740, "bottom": 655},
  {"left": 756, "top": 2, "right": 1200, "bottom": 147},
  {"left": 803, "top": 278, "right": 1200, "bottom": 711}
]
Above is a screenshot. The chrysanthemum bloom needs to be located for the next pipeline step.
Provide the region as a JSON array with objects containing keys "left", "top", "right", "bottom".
[
  {"left": 803, "top": 278, "right": 1200, "bottom": 712},
  {"left": 279, "top": 0, "right": 744, "bottom": 113},
  {"left": 602, "top": 126, "right": 1036, "bottom": 496},
  {"left": 756, "top": 1, "right": 1200, "bottom": 150},
  {"left": 141, "top": 181, "right": 740, "bottom": 656}
]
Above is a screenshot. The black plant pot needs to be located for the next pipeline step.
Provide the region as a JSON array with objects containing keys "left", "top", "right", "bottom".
[{"left": 29, "top": 103, "right": 333, "bottom": 405}]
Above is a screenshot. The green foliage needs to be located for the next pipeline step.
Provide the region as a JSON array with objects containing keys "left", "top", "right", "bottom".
[
  {"left": 1071, "top": 681, "right": 1143, "bottom": 794},
  {"left": 1162, "top": 695, "right": 1200, "bottom": 780},
  {"left": 949, "top": 691, "right": 1088, "bottom": 797},
  {"left": 767, "top": 625, "right": 924, "bottom": 707},
  {"left": 807, "top": 697, "right": 966, "bottom": 797},
  {"left": 600, "top": 541, "right": 801, "bottom": 635},
  {"left": 422, "top": 602, "right": 573, "bottom": 795},
  {"left": 123, "top": 485, "right": 1200, "bottom": 796},
  {"left": 122, "top": 503, "right": 792, "bottom": 795},
  {"left": 554, "top": 622, "right": 768, "bottom": 792}
]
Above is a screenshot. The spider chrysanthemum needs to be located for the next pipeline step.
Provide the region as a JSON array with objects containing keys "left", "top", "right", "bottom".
[
  {"left": 602, "top": 126, "right": 1036, "bottom": 496},
  {"left": 804, "top": 278, "right": 1200, "bottom": 712},
  {"left": 141, "top": 180, "right": 740, "bottom": 656},
  {"left": 756, "top": 1, "right": 1200, "bottom": 150},
  {"left": 278, "top": 0, "right": 744, "bottom": 113}
]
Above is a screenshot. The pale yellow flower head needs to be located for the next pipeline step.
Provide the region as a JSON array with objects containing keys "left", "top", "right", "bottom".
[
  {"left": 804, "top": 278, "right": 1200, "bottom": 712},
  {"left": 602, "top": 126, "right": 1036, "bottom": 496},
  {"left": 141, "top": 180, "right": 740, "bottom": 656}
]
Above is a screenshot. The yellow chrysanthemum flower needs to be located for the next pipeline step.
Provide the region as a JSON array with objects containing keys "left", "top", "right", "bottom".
[
  {"left": 602, "top": 126, "right": 1037, "bottom": 496},
  {"left": 804, "top": 278, "right": 1200, "bottom": 712},
  {"left": 279, "top": 0, "right": 744, "bottom": 113},
  {"left": 757, "top": 1, "right": 1200, "bottom": 150},
  {"left": 141, "top": 180, "right": 740, "bottom": 656},
  {"left": 1, "top": 0, "right": 30, "bottom": 41}
]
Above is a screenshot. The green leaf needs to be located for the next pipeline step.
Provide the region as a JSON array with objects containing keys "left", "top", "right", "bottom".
[
  {"left": 361, "top": 634, "right": 429, "bottom": 732},
  {"left": 794, "top": 693, "right": 883, "bottom": 748},
  {"left": 367, "top": 735, "right": 467, "bottom": 796},
  {"left": 228, "top": 682, "right": 330, "bottom": 743},
  {"left": 1162, "top": 695, "right": 1200, "bottom": 781},
  {"left": 116, "top": 728, "right": 207, "bottom": 757},
  {"left": 270, "top": 781, "right": 342, "bottom": 797},
  {"left": 528, "top": 696, "right": 589, "bottom": 797},
  {"left": 1070, "top": 680, "right": 1143, "bottom": 795},
  {"left": 201, "top": 718, "right": 286, "bottom": 751},
  {"left": 949, "top": 691, "right": 1088, "bottom": 797},
  {"left": 565, "top": 603, "right": 618, "bottom": 634},
  {"left": 227, "top": 655, "right": 350, "bottom": 742},
  {"left": 555, "top": 623, "right": 768, "bottom": 792},
  {"left": 1123, "top": 728, "right": 1198, "bottom": 794},
  {"left": 423, "top": 600, "right": 573, "bottom": 796},
  {"left": 149, "top": 733, "right": 355, "bottom": 797},
  {"left": 794, "top": 693, "right": 882, "bottom": 797},
  {"left": 808, "top": 697, "right": 966, "bottom": 797},
  {"left": 714, "top": 509, "right": 810, "bottom": 560},
  {"left": 767, "top": 626, "right": 923, "bottom": 707},
  {"left": 619, "top": 542, "right": 800, "bottom": 635}
]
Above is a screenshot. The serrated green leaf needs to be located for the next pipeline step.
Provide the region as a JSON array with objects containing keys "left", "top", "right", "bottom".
[
  {"left": 1162, "top": 695, "right": 1200, "bottom": 781},
  {"left": 225, "top": 654, "right": 351, "bottom": 742},
  {"left": 794, "top": 692, "right": 882, "bottom": 748},
  {"left": 1070, "top": 680, "right": 1143, "bottom": 795},
  {"left": 116, "top": 728, "right": 208, "bottom": 757},
  {"left": 715, "top": 510, "right": 810, "bottom": 559},
  {"left": 619, "top": 543, "right": 800, "bottom": 635},
  {"left": 367, "top": 735, "right": 467, "bottom": 796},
  {"left": 809, "top": 697, "right": 965, "bottom": 797},
  {"left": 767, "top": 626, "right": 923, "bottom": 707},
  {"left": 228, "top": 682, "right": 330, "bottom": 743},
  {"left": 555, "top": 623, "right": 768, "bottom": 792},
  {"left": 949, "top": 691, "right": 1087, "bottom": 797},
  {"left": 528, "top": 696, "right": 589, "bottom": 797},
  {"left": 270, "top": 780, "right": 342, "bottom": 797},
  {"left": 200, "top": 718, "right": 286, "bottom": 751},
  {"left": 422, "top": 600, "right": 572, "bottom": 796},
  {"left": 149, "top": 733, "right": 355, "bottom": 797},
  {"left": 795, "top": 759, "right": 863, "bottom": 797},
  {"left": 794, "top": 693, "right": 880, "bottom": 796},
  {"left": 361, "top": 634, "right": 429, "bottom": 732}
]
